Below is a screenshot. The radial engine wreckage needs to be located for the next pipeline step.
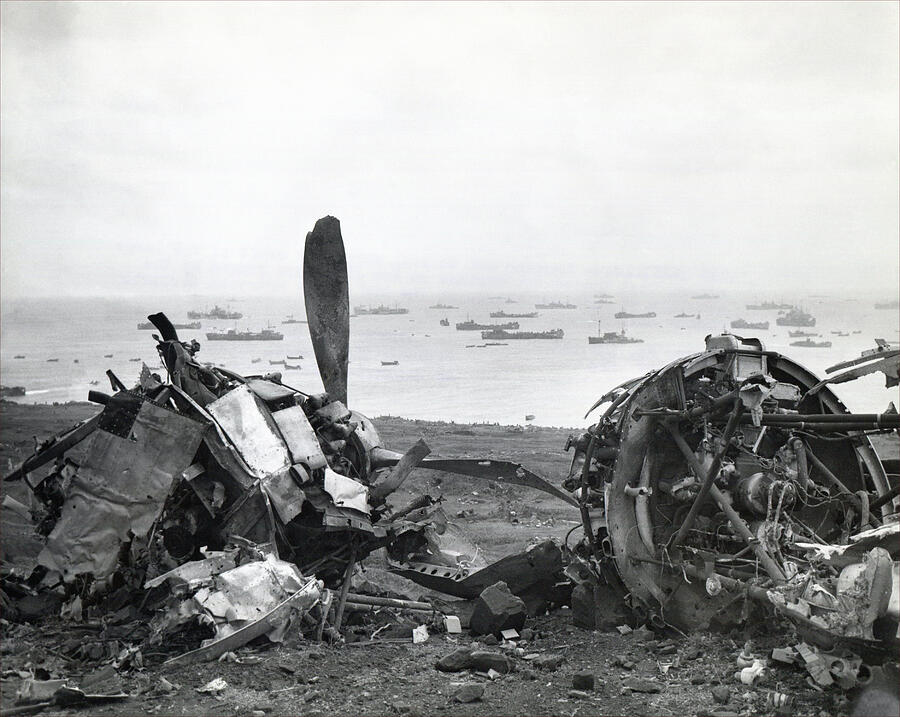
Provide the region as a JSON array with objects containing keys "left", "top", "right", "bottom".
[
  {"left": 564, "top": 331, "right": 900, "bottom": 661},
  {"left": 3, "top": 217, "right": 575, "bottom": 658}
]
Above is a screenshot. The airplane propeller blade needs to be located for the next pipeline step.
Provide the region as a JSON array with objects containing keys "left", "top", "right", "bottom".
[
  {"left": 369, "top": 448, "right": 579, "bottom": 508},
  {"left": 304, "top": 216, "right": 350, "bottom": 405}
]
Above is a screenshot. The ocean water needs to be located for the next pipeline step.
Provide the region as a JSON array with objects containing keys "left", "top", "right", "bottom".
[{"left": 1, "top": 292, "right": 897, "bottom": 429}]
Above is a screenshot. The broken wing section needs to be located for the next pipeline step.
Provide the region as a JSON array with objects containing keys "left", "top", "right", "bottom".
[{"left": 38, "top": 399, "right": 205, "bottom": 582}]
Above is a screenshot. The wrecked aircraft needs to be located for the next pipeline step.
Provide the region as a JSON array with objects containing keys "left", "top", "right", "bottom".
[
  {"left": 4, "top": 216, "right": 574, "bottom": 656},
  {"left": 3, "top": 215, "right": 898, "bottom": 682},
  {"left": 563, "top": 331, "right": 899, "bottom": 668}
]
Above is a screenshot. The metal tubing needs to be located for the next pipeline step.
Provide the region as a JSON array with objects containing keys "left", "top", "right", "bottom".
[
  {"left": 345, "top": 593, "right": 433, "bottom": 611},
  {"left": 869, "top": 483, "right": 900, "bottom": 512},
  {"left": 790, "top": 437, "right": 811, "bottom": 499},
  {"left": 805, "top": 447, "right": 880, "bottom": 527},
  {"left": 332, "top": 546, "right": 357, "bottom": 633},
  {"left": 579, "top": 435, "right": 600, "bottom": 559},
  {"left": 707, "top": 484, "right": 786, "bottom": 583},
  {"left": 343, "top": 602, "right": 433, "bottom": 614},
  {"left": 668, "top": 399, "right": 744, "bottom": 548},
  {"left": 666, "top": 420, "right": 786, "bottom": 583}
]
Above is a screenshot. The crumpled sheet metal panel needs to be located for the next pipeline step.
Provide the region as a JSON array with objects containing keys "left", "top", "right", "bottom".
[
  {"left": 206, "top": 384, "right": 290, "bottom": 477},
  {"left": 38, "top": 402, "right": 204, "bottom": 580},
  {"left": 323, "top": 468, "right": 369, "bottom": 514},
  {"left": 262, "top": 469, "right": 305, "bottom": 524},
  {"left": 272, "top": 405, "right": 327, "bottom": 470}
]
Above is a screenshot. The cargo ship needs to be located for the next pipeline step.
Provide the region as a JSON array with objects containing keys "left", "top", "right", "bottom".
[
  {"left": 353, "top": 305, "right": 409, "bottom": 315},
  {"left": 138, "top": 321, "right": 201, "bottom": 330},
  {"left": 746, "top": 300, "right": 793, "bottom": 311},
  {"left": 588, "top": 327, "right": 643, "bottom": 344},
  {"left": 874, "top": 300, "right": 899, "bottom": 310},
  {"left": 188, "top": 305, "right": 242, "bottom": 320},
  {"left": 456, "top": 320, "right": 519, "bottom": 331},
  {"left": 730, "top": 319, "right": 769, "bottom": 330},
  {"left": 790, "top": 339, "right": 831, "bottom": 348},
  {"left": 535, "top": 301, "right": 577, "bottom": 309},
  {"left": 428, "top": 303, "right": 458, "bottom": 309},
  {"left": 206, "top": 327, "right": 284, "bottom": 341},
  {"left": 480, "top": 328, "right": 564, "bottom": 340},
  {"left": 776, "top": 308, "right": 816, "bottom": 327},
  {"left": 489, "top": 311, "right": 539, "bottom": 318},
  {"left": 614, "top": 310, "right": 656, "bottom": 319},
  {"left": 691, "top": 293, "right": 719, "bottom": 299}
]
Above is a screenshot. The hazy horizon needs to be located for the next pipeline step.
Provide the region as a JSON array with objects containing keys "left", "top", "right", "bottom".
[{"left": 2, "top": 1, "right": 898, "bottom": 300}]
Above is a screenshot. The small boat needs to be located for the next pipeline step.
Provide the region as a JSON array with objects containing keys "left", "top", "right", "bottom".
[
  {"left": 852, "top": 330, "right": 862, "bottom": 334},
  {"left": 730, "top": 319, "right": 769, "bottom": 330},
  {"left": 381, "top": 360, "right": 399, "bottom": 366},
  {"left": 594, "top": 299, "right": 614, "bottom": 304},
  {"left": 282, "top": 315, "right": 307, "bottom": 324},
  {"left": 589, "top": 325, "right": 643, "bottom": 344},
  {"left": 525, "top": 414, "right": 535, "bottom": 421},
  {"left": 286, "top": 355, "right": 303, "bottom": 360},
  {"left": 614, "top": 310, "right": 656, "bottom": 319},
  {"left": 747, "top": 300, "right": 793, "bottom": 310},
  {"left": 457, "top": 320, "right": 519, "bottom": 331},
  {"left": 440, "top": 318, "right": 450, "bottom": 326},
  {"left": 73, "top": 359, "right": 79, "bottom": 363},
  {"left": 270, "top": 359, "right": 286, "bottom": 365},
  {"left": 789, "top": 330, "right": 818, "bottom": 337},
  {"left": 830, "top": 331, "right": 849, "bottom": 337},
  {"left": 89, "top": 380, "right": 100, "bottom": 386},
  {"left": 129, "top": 358, "right": 142, "bottom": 362},
  {"left": 483, "top": 342, "right": 508, "bottom": 346},
  {"left": 13, "top": 355, "right": 24, "bottom": 359},
  {"left": 535, "top": 301, "right": 577, "bottom": 310},
  {"left": 104, "top": 354, "right": 114, "bottom": 358},
  {"left": 674, "top": 312, "right": 697, "bottom": 318},
  {"left": 776, "top": 308, "right": 816, "bottom": 327},
  {"left": 46, "top": 358, "right": 59, "bottom": 362},
  {"left": 790, "top": 339, "right": 832, "bottom": 348},
  {"left": 490, "top": 311, "right": 539, "bottom": 318},
  {"left": 429, "top": 303, "right": 458, "bottom": 309},
  {"left": 481, "top": 329, "right": 564, "bottom": 340},
  {"left": 284, "top": 364, "right": 301, "bottom": 370},
  {"left": 691, "top": 294, "right": 718, "bottom": 299},
  {"left": 251, "top": 358, "right": 262, "bottom": 364},
  {"left": 206, "top": 327, "right": 284, "bottom": 341}
]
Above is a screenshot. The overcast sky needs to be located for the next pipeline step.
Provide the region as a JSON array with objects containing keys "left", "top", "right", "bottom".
[{"left": 2, "top": 1, "right": 897, "bottom": 298}]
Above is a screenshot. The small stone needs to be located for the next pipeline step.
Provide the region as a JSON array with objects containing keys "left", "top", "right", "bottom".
[
  {"left": 520, "top": 628, "right": 534, "bottom": 641},
  {"left": 533, "top": 653, "right": 564, "bottom": 670},
  {"left": 482, "top": 634, "right": 499, "bottom": 646},
  {"left": 711, "top": 686, "right": 731, "bottom": 704},
  {"left": 522, "top": 669, "right": 538, "bottom": 681},
  {"left": 572, "top": 672, "right": 595, "bottom": 691},
  {"left": 622, "top": 677, "right": 661, "bottom": 693},
  {"left": 470, "top": 581, "right": 527, "bottom": 637},
  {"left": 251, "top": 711, "right": 265, "bottom": 717},
  {"left": 451, "top": 683, "right": 484, "bottom": 703},
  {"left": 658, "top": 644, "right": 677, "bottom": 655},
  {"left": 470, "top": 651, "right": 513, "bottom": 674},
  {"left": 567, "top": 689, "right": 590, "bottom": 700},
  {"left": 691, "top": 676, "right": 707, "bottom": 685},
  {"left": 435, "top": 648, "right": 473, "bottom": 673}
]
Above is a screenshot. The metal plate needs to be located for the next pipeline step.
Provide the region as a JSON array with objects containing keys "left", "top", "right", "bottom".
[
  {"left": 272, "top": 405, "right": 327, "bottom": 470},
  {"left": 207, "top": 384, "right": 290, "bottom": 477}
]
